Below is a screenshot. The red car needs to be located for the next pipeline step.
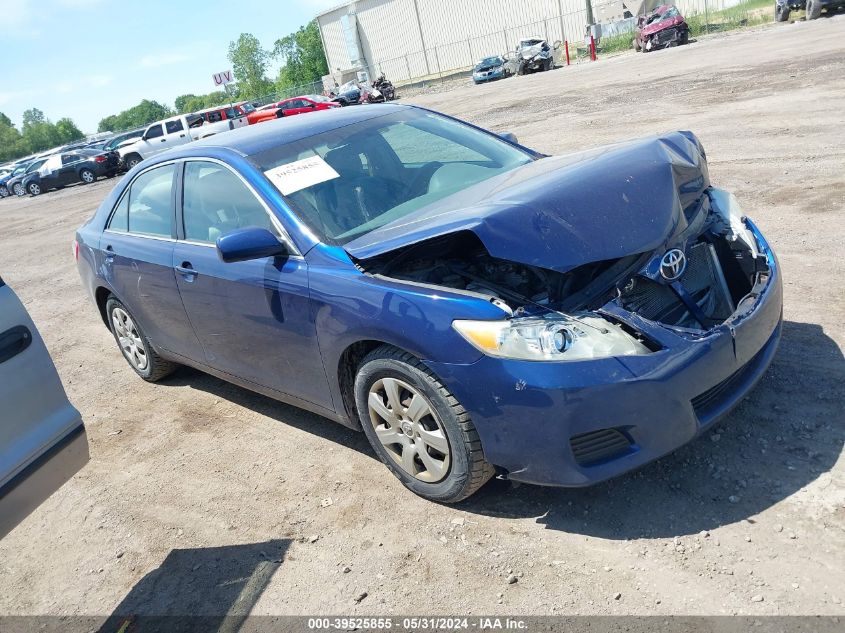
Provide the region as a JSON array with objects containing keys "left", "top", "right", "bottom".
[
  {"left": 634, "top": 4, "right": 689, "bottom": 52},
  {"left": 247, "top": 95, "right": 339, "bottom": 125}
]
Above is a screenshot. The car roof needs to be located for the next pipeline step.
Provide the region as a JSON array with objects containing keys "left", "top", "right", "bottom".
[{"left": 185, "top": 103, "right": 411, "bottom": 157}]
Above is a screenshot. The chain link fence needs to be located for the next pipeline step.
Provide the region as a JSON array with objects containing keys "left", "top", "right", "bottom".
[{"left": 299, "top": 0, "right": 775, "bottom": 99}]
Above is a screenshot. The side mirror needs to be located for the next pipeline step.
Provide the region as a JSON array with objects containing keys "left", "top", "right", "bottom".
[
  {"left": 216, "top": 227, "right": 288, "bottom": 263},
  {"left": 553, "top": 40, "right": 562, "bottom": 50},
  {"left": 499, "top": 131, "right": 518, "bottom": 144}
]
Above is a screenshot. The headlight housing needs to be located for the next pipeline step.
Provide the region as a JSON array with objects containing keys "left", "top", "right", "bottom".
[{"left": 452, "top": 314, "right": 651, "bottom": 362}]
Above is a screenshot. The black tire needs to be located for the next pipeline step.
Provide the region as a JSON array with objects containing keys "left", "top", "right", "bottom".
[
  {"left": 806, "top": 0, "right": 821, "bottom": 18},
  {"left": 0, "top": 185, "right": 8, "bottom": 198},
  {"left": 775, "top": 1, "right": 791, "bottom": 20},
  {"left": 633, "top": 37, "right": 641, "bottom": 51},
  {"left": 105, "top": 296, "right": 177, "bottom": 382},
  {"left": 543, "top": 58, "right": 553, "bottom": 71},
  {"left": 354, "top": 345, "right": 494, "bottom": 503},
  {"left": 680, "top": 29, "right": 690, "bottom": 45},
  {"left": 79, "top": 168, "right": 95, "bottom": 184},
  {"left": 124, "top": 154, "right": 142, "bottom": 170},
  {"left": 27, "top": 182, "right": 41, "bottom": 196},
  {"left": 13, "top": 183, "right": 24, "bottom": 196}
]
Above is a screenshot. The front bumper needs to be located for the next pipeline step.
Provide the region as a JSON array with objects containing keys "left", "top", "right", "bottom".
[
  {"left": 427, "top": 220, "right": 782, "bottom": 487},
  {"left": 473, "top": 70, "right": 505, "bottom": 83}
]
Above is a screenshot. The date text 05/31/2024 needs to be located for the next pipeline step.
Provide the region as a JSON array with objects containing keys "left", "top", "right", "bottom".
[{"left": 307, "top": 617, "right": 528, "bottom": 630}]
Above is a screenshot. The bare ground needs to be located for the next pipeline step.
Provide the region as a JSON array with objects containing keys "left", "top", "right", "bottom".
[{"left": 0, "top": 16, "right": 843, "bottom": 618}]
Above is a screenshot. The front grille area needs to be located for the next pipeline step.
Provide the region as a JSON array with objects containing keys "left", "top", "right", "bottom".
[
  {"left": 570, "top": 428, "right": 633, "bottom": 466},
  {"left": 619, "top": 241, "right": 735, "bottom": 329}
]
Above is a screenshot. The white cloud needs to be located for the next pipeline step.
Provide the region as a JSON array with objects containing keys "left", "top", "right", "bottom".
[{"left": 138, "top": 52, "right": 192, "bottom": 69}]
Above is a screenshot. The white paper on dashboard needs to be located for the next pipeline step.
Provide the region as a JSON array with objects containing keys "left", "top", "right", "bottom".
[{"left": 264, "top": 155, "right": 340, "bottom": 195}]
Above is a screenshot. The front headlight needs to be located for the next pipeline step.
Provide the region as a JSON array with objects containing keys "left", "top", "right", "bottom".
[{"left": 452, "top": 314, "right": 651, "bottom": 362}]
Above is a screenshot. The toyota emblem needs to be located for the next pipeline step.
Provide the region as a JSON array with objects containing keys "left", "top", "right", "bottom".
[{"left": 660, "top": 248, "right": 687, "bottom": 281}]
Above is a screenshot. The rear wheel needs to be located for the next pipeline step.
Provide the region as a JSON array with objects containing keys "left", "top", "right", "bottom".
[
  {"left": 806, "top": 0, "right": 822, "bottom": 18},
  {"left": 106, "top": 296, "right": 177, "bottom": 382},
  {"left": 124, "top": 154, "right": 142, "bottom": 169},
  {"left": 13, "top": 183, "right": 23, "bottom": 196},
  {"left": 80, "top": 168, "right": 95, "bottom": 184},
  {"left": 27, "top": 182, "right": 41, "bottom": 196},
  {"left": 0, "top": 186, "right": 8, "bottom": 198},
  {"left": 775, "top": 1, "right": 791, "bottom": 20},
  {"left": 354, "top": 345, "right": 494, "bottom": 503}
]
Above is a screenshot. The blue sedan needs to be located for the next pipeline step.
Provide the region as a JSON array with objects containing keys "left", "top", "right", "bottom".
[{"left": 75, "top": 104, "right": 782, "bottom": 502}]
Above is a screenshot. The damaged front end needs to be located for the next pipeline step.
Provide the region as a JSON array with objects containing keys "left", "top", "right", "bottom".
[{"left": 352, "top": 135, "right": 772, "bottom": 364}]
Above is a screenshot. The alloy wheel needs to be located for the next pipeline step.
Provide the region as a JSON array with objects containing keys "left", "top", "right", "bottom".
[
  {"left": 367, "top": 377, "right": 450, "bottom": 482},
  {"left": 81, "top": 170, "right": 94, "bottom": 183},
  {"left": 13, "top": 183, "right": 23, "bottom": 196},
  {"left": 29, "top": 183, "right": 40, "bottom": 195},
  {"left": 111, "top": 307, "right": 148, "bottom": 371}
]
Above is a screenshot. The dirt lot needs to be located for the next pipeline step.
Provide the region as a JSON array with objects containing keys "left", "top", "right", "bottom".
[{"left": 1, "top": 16, "right": 843, "bottom": 619}]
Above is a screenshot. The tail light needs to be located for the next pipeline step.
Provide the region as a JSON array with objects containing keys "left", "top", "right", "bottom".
[
  {"left": 72, "top": 239, "right": 79, "bottom": 261},
  {"left": 94, "top": 155, "right": 107, "bottom": 163}
]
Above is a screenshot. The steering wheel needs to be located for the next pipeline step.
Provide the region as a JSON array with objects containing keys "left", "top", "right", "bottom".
[{"left": 341, "top": 176, "right": 406, "bottom": 223}]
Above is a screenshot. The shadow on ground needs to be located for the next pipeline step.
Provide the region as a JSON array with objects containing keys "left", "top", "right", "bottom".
[
  {"left": 96, "top": 539, "right": 289, "bottom": 632},
  {"left": 160, "top": 369, "right": 373, "bottom": 459},
  {"left": 459, "top": 320, "right": 844, "bottom": 537}
]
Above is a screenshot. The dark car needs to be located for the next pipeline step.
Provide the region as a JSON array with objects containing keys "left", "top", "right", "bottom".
[
  {"left": 776, "top": 0, "right": 845, "bottom": 20},
  {"left": 103, "top": 129, "right": 145, "bottom": 153},
  {"left": 634, "top": 5, "right": 689, "bottom": 51},
  {"left": 331, "top": 81, "right": 366, "bottom": 106},
  {"left": 0, "top": 162, "right": 30, "bottom": 198},
  {"left": 472, "top": 56, "right": 510, "bottom": 84},
  {"left": 75, "top": 104, "right": 781, "bottom": 503},
  {"left": 22, "top": 149, "right": 119, "bottom": 196},
  {"left": 5, "top": 159, "right": 48, "bottom": 197}
]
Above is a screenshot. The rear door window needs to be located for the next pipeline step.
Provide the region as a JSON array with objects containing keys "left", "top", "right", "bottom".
[
  {"left": 108, "top": 164, "right": 175, "bottom": 237},
  {"left": 165, "top": 119, "right": 184, "bottom": 134}
]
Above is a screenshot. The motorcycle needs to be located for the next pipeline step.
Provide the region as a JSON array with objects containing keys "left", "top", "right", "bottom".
[{"left": 370, "top": 74, "right": 396, "bottom": 101}]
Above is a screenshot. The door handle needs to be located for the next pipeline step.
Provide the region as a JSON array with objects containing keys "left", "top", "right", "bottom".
[
  {"left": 160, "top": 139, "right": 167, "bottom": 143},
  {"left": 175, "top": 262, "right": 198, "bottom": 280},
  {"left": 0, "top": 326, "right": 32, "bottom": 364},
  {"left": 104, "top": 245, "right": 115, "bottom": 262},
  {"left": 179, "top": 134, "right": 186, "bottom": 138}
]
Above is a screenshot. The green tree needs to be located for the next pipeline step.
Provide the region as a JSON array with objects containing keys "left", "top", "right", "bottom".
[
  {"left": 97, "top": 99, "right": 173, "bottom": 133},
  {"left": 228, "top": 33, "right": 273, "bottom": 99},
  {"left": 274, "top": 20, "right": 329, "bottom": 90},
  {"left": 0, "top": 115, "right": 25, "bottom": 163},
  {"left": 21, "top": 108, "right": 47, "bottom": 130},
  {"left": 55, "top": 118, "right": 84, "bottom": 144},
  {"left": 175, "top": 91, "right": 231, "bottom": 114}
]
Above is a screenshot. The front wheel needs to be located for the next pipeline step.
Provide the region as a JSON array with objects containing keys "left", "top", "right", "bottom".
[
  {"left": 806, "top": 0, "right": 822, "bottom": 18},
  {"left": 0, "top": 186, "right": 8, "bottom": 198},
  {"left": 80, "top": 168, "right": 95, "bottom": 184},
  {"left": 775, "top": 1, "right": 791, "bottom": 20},
  {"left": 354, "top": 346, "right": 494, "bottom": 503},
  {"left": 13, "top": 183, "right": 24, "bottom": 196},
  {"left": 27, "top": 182, "right": 41, "bottom": 196},
  {"left": 106, "top": 296, "right": 177, "bottom": 382}
]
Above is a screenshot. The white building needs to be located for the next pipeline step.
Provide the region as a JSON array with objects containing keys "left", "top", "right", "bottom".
[{"left": 315, "top": 0, "right": 739, "bottom": 85}]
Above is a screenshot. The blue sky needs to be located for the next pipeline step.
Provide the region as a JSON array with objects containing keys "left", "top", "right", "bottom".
[{"left": 0, "top": 0, "right": 339, "bottom": 133}]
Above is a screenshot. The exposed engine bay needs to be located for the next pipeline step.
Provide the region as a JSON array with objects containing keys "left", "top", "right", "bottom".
[{"left": 360, "top": 188, "right": 770, "bottom": 339}]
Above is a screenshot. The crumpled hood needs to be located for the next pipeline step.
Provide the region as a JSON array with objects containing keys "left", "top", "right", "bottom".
[
  {"left": 344, "top": 131, "right": 709, "bottom": 273},
  {"left": 641, "top": 14, "right": 685, "bottom": 36},
  {"left": 520, "top": 43, "right": 545, "bottom": 59}
]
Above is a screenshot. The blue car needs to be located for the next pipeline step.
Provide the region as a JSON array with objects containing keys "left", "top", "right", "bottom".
[
  {"left": 75, "top": 104, "right": 782, "bottom": 503},
  {"left": 472, "top": 56, "right": 510, "bottom": 84}
]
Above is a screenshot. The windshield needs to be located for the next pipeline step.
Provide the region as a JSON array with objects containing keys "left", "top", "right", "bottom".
[
  {"left": 307, "top": 94, "right": 332, "bottom": 103},
  {"left": 26, "top": 160, "right": 46, "bottom": 173},
  {"left": 648, "top": 6, "right": 679, "bottom": 23},
  {"left": 475, "top": 57, "right": 502, "bottom": 71},
  {"left": 239, "top": 102, "right": 256, "bottom": 113},
  {"left": 252, "top": 110, "right": 533, "bottom": 245}
]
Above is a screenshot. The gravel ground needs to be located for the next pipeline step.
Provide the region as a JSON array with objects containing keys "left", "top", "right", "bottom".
[{"left": 0, "top": 16, "right": 843, "bottom": 619}]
